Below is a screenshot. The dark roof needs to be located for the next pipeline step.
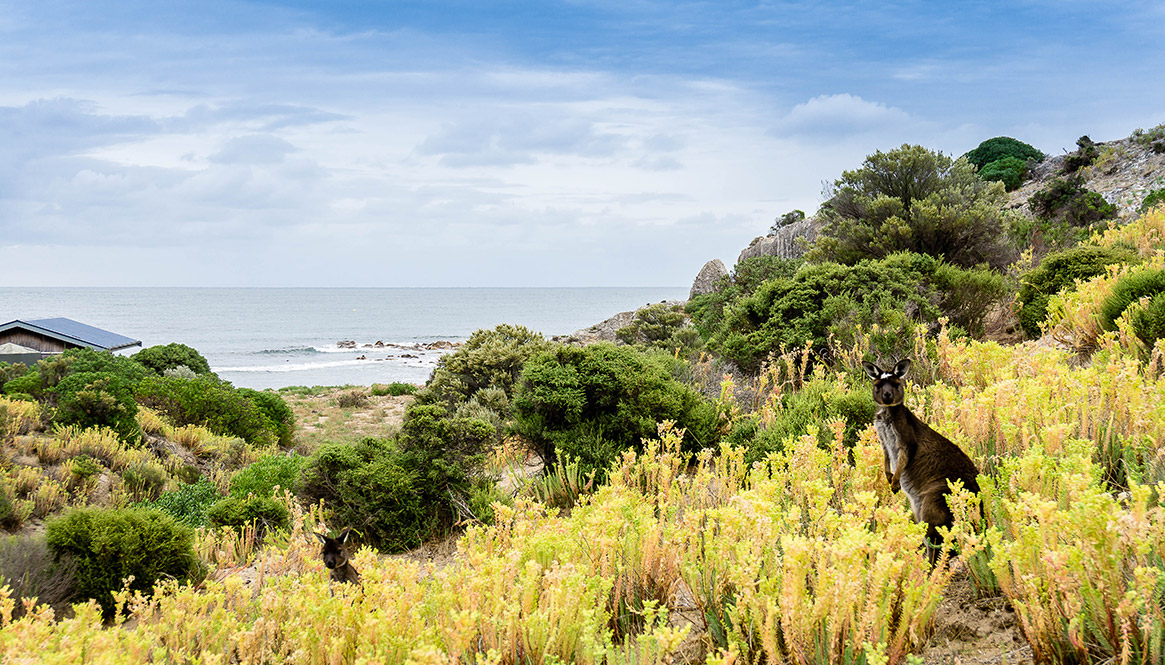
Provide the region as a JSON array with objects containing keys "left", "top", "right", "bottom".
[{"left": 0, "top": 318, "right": 142, "bottom": 352}]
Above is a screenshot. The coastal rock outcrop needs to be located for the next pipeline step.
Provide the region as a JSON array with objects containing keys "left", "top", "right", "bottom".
[
  {"left": 556, "top": 300, "right": 686, "bottom": 345},
  {"left": 689, "top": 259, "right": 728, "bottom": 299},
  {"left": 736, "top": 215, "right": 821, "bottom": 264}
]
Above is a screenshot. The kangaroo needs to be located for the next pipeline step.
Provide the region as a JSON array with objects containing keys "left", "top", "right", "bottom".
[
  {"left": 314, "top": 528, "right": 361, "bottom": 585},
  {"left": 862, "top": 359, "right": 980, "bottom": 565}
]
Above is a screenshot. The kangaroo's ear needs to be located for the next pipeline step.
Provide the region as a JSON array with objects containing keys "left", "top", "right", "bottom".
[
  {"left": 313, "top": 532, "right": 328, "bottom": 545},
  {"left": 861, "top": 361, "right": 881, "bottom": 380},
  {"left": 893, "top": 358, "right": 912, "bottom": 378},
  {"left": 338, "top": 527, "right": 351, "bottom": 544}
]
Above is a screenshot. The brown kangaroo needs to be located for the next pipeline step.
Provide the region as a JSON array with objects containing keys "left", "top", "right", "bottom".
[
  {"left": 314, "top": 528, "right": 361, "bottom": 584},
  {"left": 862, "top": 359, "right": 980, "bottom": 565}
]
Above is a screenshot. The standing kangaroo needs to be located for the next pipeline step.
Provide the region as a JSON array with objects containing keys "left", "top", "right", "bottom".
[
  {"left": 862, "top": 359, "right": 980, "bottom": 565},
  {"left": 314, "top": 528, "right": 361, "bottom": 585}
]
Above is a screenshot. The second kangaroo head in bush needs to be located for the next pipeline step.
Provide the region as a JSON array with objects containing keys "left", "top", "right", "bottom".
[
  {"left": 314, "top": 527, "right": 360, "bottom": 584},
  {"left": 862, "top": 359, "right": 980, "bottom": 565}
]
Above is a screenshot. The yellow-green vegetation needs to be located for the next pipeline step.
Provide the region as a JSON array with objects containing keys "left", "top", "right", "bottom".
[{"left": 2, "top": 323, "right": 1163, "bottom": 664}]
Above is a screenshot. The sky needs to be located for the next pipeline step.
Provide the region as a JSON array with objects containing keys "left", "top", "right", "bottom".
[{"left": 1, "top": 1, "right": 1163, "bottom": 287}]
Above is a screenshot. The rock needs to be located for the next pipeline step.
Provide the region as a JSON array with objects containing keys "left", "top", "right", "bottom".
[
  {"left": 737, "top": 215, "right": 821, "bottom": 264},
  {"left": 337, "top": 340, "right": 356, "bottom": 349},
  {"left": 556, "top": 300, "right": 687, "bottom": 345},
  {"left": 689, "top": 259, "right": 729, "bottom": 299}
]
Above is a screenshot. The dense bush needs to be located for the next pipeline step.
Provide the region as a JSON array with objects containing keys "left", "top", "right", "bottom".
[
  {"left": 614, "top": 302, "right": 699, "bottom": 351},
  {"left": 512, "top": 343, "right": 719, "bottom": 473},
  {"left": 1017, "top": 245, "right": 1137, "bottom": 338},
  {"left": 770, "top": 209, "right": 806, "bottom": 232},
  {"left": 52, "top": 372, "right": 142, "bottom": 444},
  {"left": 137, "top": 478, "right": 221, "bottom": 527},
  {"left": 45, "top": 507, "right": 203, "bottom": 618},
  {"left": 1099, "top": 269, "right": 1165, "bottom": 334},
  {"left": 300, "top": 436, "right": 450, "bottom": 552},
  {"left": 1063, "top": 135, "right": 1100, "bottom": 174},
  {"left": 808, "top": 144, "right": 1013, "bottom": 269},
  {"left": 3, "top": 371, "right": 45, "bottom": 399},
  {"left": 697, "top": 253, "right": 1007, "bottom": 372},
  {"left": 0, "top": 362, "right": 28, "bottom": 385},
  {"left": 1141, "top": 188, "right": 1165, "bottom": 214},
  {"left": 334, "top": 388, "right": 370, "bottom": 409},
  {"left": 60, "top": 348, "right": 149, "bottom": 385},
  {"left": 136, "top": 375, "right": 290, "bottom": 447},
  {"left": 133, "top": 343, "right": 212, "bottom": 376},
  {"left": 228, "top": 453, "right": 303, "bottom": 499},
  {"left": 418, "top": 324, "right": 554, "bottom": 412},
  {"left": 206, "top": 495, "right": 290, "bottom": 540},
  {"left": 370, "top": 382, "right": 417, "bottom": 396},
  {"left": 977, "top": 156, "right": 1028, "bottom": 190},
  {"left": 687, "top": 256, "right": 803, "bottom": 340},
  {"left": 964, "top": 136, "right": 1043, "bottom": 169},
  {"left": 1030, "top": 176, "right": 1117, "bottom": 227}
]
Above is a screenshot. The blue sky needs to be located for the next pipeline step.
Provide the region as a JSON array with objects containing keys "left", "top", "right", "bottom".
[{"left": 2, "top": 1, "right": 1162, "bottom": 287}]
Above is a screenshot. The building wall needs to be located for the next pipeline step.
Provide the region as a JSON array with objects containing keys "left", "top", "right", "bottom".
[{"left": 0, "top": 330, "right": 75, "bottom": 353}]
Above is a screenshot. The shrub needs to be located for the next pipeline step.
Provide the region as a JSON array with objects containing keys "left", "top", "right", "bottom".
[
  {"left": 1030, "top": 176, "right": 1117, "bottom": 227},
  {"left": 977, "top": 156, "right": 1028, "bottom": 190},
  {"left": 60, "top": 347, "right": 149, "bottom": 385},
  {"left": 137, "top": 478, "right": 220, "bottom": 527},
  {"left": 0, "top": 362, "right": 29, "bottom": 385},
  {"left": 299, "top": 436, "right": 448, "bottom": 552},
  {"left": 699, "top": 253, "right": 1006, "bottom": 372},
  {"left": 3, "top": 371, "right": 44, "bottom": 399},
  {"left": 52, "top": 371, "right": 142, "bottom": 444},
  {"left": 770, "top": 209, "right": 806, "bottom": 232},
  {"left": 228, "top": 453, "right": 303, "bottom": 499},
  {"left": 614, "top": 302, "right": 696, "bottom": 351},
  {"left": 1017, "top": 245, "right": 1138, "bottom": 338},
  {"left": 1063, "top": 135, "right": 1099, "bottom": 173},
  {"left": 136, "top": 375, "right": 285, "bottom": 447},
  {"left": 133, "top": 343, "right": 212, "bottom": 376},
  {"left": 418, "top": 324, "right": 554, "bottom": 414},
  {"left": 371, "top": 382, "right": 417, "bottom": 397},
  {"left": 808, "top": 144, "right": 1013, "bottom": 269},
  {"left": 121, "top": 461, "right": 168, "bottom": 502},
  {"left": 1129, "top": 293, "right": 1165, "bottom": 349},
  {"left": 44, "top": 507, "right": 203, "bottom": 618},
  {"left": 206, "top": 495, "right": 290, "bottom": 540},
  {"left": 1141, "top": 188, "right": 1165, "bottom": 214},
  {"left": 1133, "top": 123, "right": 1165, "bottom": 153},
  {"left": 686, "top": 256, "right": 804, "bottom": 340},
  {"left": 334, "top": 388, "right": 370, "bottom": 409},
  {"left": 236, "top": 388, "right": 295, "bottom": 447},
  {"left": 964, "top": 136, "right": 1043, "bottom": 169},
  {"left": 1099, "top": 268, "right": 1165, "bottom": 332},
  {"left": 0, "top": 534, "right": 78, "bottom": 621},
  {"left": 512, "top": 343, "right": 719, "bottom": 473}
]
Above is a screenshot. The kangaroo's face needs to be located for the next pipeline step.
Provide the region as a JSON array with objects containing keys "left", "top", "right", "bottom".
[
  {"left": 314, "top": 528, "right": 351, "bottom": 570},
  {"left": 862, "top": 359, "right": 911, "bottom": 407}
]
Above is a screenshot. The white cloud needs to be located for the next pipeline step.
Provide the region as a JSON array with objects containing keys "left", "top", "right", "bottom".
[{"left": 776, "top": 93, "right": 914, "bottom": 139}]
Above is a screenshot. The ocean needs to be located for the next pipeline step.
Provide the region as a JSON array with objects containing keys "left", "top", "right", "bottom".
[{"left": 0, "top": 287, "right": 686, "bottom": 390}]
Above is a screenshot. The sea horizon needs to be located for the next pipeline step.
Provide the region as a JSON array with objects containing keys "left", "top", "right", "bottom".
[{"left": 1, "top": 286, "right": 688, "bottom": 389}]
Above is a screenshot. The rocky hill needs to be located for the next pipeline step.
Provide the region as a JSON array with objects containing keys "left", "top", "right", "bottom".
[{"left": 689, "top": 126, "right": 1165, "bottom": 294}]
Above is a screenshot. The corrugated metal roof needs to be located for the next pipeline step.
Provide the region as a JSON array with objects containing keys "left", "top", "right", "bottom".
[{"left": 0, "top": 318, "right": 141, "bottom": 351}]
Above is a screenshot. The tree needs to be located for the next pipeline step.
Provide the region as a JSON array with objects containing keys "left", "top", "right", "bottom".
[
  {"left": 963, "top": 136, "right": 1043, "bottom": 169},
  {"left": 807, "top": 144, "right": 1013, "bottom": 269}
]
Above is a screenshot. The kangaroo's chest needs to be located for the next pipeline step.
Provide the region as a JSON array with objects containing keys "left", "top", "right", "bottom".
[{"left": 874, "top": 411, "right": 922, "bottom": 516}]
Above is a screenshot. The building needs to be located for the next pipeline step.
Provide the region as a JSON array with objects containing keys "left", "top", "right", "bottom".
[{"left": 0, "top": 318, "right": 142, "bottom": 364}]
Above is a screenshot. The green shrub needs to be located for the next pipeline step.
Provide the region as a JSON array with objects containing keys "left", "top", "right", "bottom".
[
  {"left": 1132, "top": 124, "right": 1165, "bottom": 154},
  {"left": 45, "top": 507, "right": 203, "bottom": 618},
  {"left": 808, "top": 144, "right": 1013, "bottom": 269},
  {"left": 687, "top": 256, "right": 803, "bottom": 339},
  {"left": 1063, "top": 135, "right": 1100, "bottom": 173},
  {"left": 770, "top": 209, "right": 806, "bottom": 232},
  {"left": 1030, "top": 175, "right": 1117, "bottom": 228},
  {"left": 512, "top": 343, "right": 719, "bottom": 474},
  {"left": 1140, "top": 188, "right": 1165, "bottom": 214},
  {"left": 136, "top": 375, "right": 284, "bottom": 447},
  {"left": 299, "top": 436, "right": 448, "bottom": 552},
  {"left": 978, "top": 156, "right": 1028, "bottom": 190},
  {"left": 137, "top": 478, "right": 220, "bottom": 527},
  {"left": 228, "top": 453, "right": 302, "bottom": 499},
  {"left": 133, "top": 343, "right": 212, "bottom": 376},
  {"left": 964, "top": 136, "right": 1043, "bottom": 169},
  {"left": 60, "top": 348, "right": 148, "bottom": 385},
  {"left": 700, "top": 253, "right": 1005, "bottom": 372},
  {"left": 206, "top": 495, "right": 290, "bottom": 540},
  {"left": 418, "top": 324, "right": 554, "bottom": 413},
  {"left": 237, "top": 388, "right": 295, "bottom": 447},
  {"left": 1018, "top": 245, "right": 1137, "bottom": 338},
  {"left": 122, "top": 461, "right": 168, "bottom": 502},
  {"left": 52, "top": 372, "right": 142, "bottom": 444},
  {"left": 3, "top": 371, "right": 44, "bottom": 399},
  {"left": 615, "top": 302, "right": 695, "bottom": 351},
  {"left": 1100, "top": 269, "right": 1165, "bottom": 333},
  {"left": 0, "top": 362, "right": 29, "bottom": 386},
  {"left": 371, "top": 382, "right": 417, "bottom": 397},
  {"left": 334, "top": 388, "right": 370, "bottom": 409},
  {"left": 1129, "top": 294, "right": 1165, "bottom": 350}
]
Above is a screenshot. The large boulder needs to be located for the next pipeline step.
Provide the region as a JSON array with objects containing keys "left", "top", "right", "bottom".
[
  {"left": 737, "top": 216, "right": 821, "bottom": 264},
  {"left": 689, "top": 259, "right": 728, "bottom": 299}
]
